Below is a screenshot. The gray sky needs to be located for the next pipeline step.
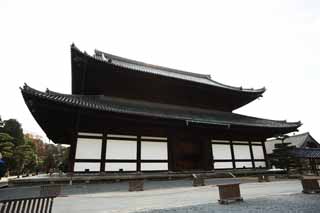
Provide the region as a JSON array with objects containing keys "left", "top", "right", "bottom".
[{"left": 1, "top": 0, "right": 319, "bottom": 142}]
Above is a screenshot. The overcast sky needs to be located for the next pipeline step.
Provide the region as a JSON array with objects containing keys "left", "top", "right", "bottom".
[{"left": 1, "top": 0, "right": 319, "bottom": 142}]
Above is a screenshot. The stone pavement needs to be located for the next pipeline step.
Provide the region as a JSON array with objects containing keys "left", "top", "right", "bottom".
[
  {"left": 134, "top": 193, "right": 320, "bottom": 213},
  {"left": 52, "top": 179, "right": 309, "bottom": 213}
]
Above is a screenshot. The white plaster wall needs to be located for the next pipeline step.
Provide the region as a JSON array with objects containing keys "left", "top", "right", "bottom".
[
  {"left": 141, "top": 163, "right": 168, "bottom": 171},
  {"left": 108, "top": 134, "right": 137, "bottom": 139},
  {"left": 141, "top": 142, "right": 168, "bottom": 160},
  {"left": 78, "top": 132, "right": 103, "bottom": 137},
  {"left": 212, "top": 144, "right": 232, "bottom": 160},
  {"left": 252, "top": 146, "right": 265, "bottom": 160},
  {"left": 75, "top": 138, "right": 102, "bottom": 159},
  {"left": 105, "top": 163, "right": 136, "bottom": 171},
  {"left": 236, "top": 161, "right": 253, "bottom": 168},
  {"left": 214, "top": 162, "right": 233, "bottom": 169},
  {"left": 255, "top": 161, "right": 266, "bottom": 168},
  {"left": 141, "top": 136, "right": 167, "bottom": 140},
  {"left": 233, "top": 145, "right": 251, "bottom": 159},
  {"left": 74, "top": 162, "right": 100, "bottom": 172},
  {"left": 212, "top": 140, "right": 229, "bottom": 143},
  {"left": 106, "top": 139, "right": 137, "bottom": 159}
]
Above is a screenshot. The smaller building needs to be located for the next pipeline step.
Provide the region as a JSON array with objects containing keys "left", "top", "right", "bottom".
[
  {"left": 266, "top": 132, "right": 320, "bottom": 174},
  {"left": 266, "top": 132, "right": 320, "bottom": 154}
]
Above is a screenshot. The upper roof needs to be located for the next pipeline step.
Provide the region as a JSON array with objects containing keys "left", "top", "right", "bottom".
[
  {"left": 21, "top": 84, "right": 301, "bottom": 130},
  {"left": 93, "top": 48, "right": 266, "bottom": 94},
  {"left": 265, "top": 132, "right": 320, "bottom": 154},
  {"left": 72, "top": 44, "right": 265, "bottom": 94}
]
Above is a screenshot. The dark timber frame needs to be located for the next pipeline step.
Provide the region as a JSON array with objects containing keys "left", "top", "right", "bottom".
[
  {"left": 211, "top": 140, "right": 268, "bottom": 170},
  {"left": 74, "top": 133, "right": 169, "bottom": 173},
  {"left": 20, "top": 44, "right": 301, "bottom": 173}
]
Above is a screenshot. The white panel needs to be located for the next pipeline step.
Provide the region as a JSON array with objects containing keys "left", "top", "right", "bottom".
[
  {"left": 214, "top": 162, "right": 233, "bottom": 169},
  {"left": 252, "top": 141, "right": 262, "bottom": 145},
  {"left": 78, "top": 132, "right": 102, "bottom": 137},
  {"left": 252, "top": 146, "right": 265, "bottom": 160},
  {"left": 74, "top": 163, "right": 100, "bottom": 172},
  {"left": 212, "top": 144, "right": 232, "bottom": 160},
  {"left": 141, "top": 142, "right": 168, "bottom": 160},
  {"left": 108, "top": 134, "right": 137, "bottom": 139},
  {"left": 211, "top": 140, "right": 229, "bottom": 143},
  {"left": 234, "top": 145, "right": 251, "bottom": 159},
  {"left": 236, "top": 161, "right": 253, "bottom": 168},
  {"left": 105, "top": 163, "right": 136, "bottom": 171},
  {"left": 255, "top": 161, "right": 266, "bottom": 168},
  {"left": 141, "top": 163, "right": 168, "bottom": 171},
  {"left": 141, "top": 136, "right": 167, "bottom": 140},
  {"left": 234, "top": 141, "right": 249, "bottom": 144},
  {"left": 106, "top": 140, "right": 137, "bottom": 159},
  {"left": 75, "top": 138, "right": 102, "bottom": 159}
]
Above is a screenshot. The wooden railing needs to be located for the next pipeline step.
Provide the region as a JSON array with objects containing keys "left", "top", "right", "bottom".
[{"left": 0, "top": 196, "right": 55, "bottom": 213}]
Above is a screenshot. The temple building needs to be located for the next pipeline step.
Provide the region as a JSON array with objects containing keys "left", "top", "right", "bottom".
[{"left": 21, "top": 44, "right": 301, "bottom": 173}]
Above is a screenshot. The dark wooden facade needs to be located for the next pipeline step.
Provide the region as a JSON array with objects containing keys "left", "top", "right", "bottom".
[{"left": 20, "top": 44, "right": 301, "bottom": 173}]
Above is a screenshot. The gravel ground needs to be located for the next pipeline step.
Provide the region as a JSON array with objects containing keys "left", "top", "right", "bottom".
[{"left": 134, "top": 193, "right": 320, "bottom": 213}]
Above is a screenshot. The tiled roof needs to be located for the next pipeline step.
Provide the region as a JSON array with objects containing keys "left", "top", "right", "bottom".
[
  {"left": 265, "top": 133, "right": 319, "bottom": 154},
  {"left": 291, "top": 148, "right": 320, "bottom": 159},
  {"left": 85, "top": 47, "right": 266, "bottom": 94},
  {"left": 21, "top": 84, "right": 301, "bottom": 129}
]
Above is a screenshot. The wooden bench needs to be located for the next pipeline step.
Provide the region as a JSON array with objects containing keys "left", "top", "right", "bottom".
[
  {"left": 301, "top": 176, "right": 320, "bottom": 194},
  {"left": 0, "top": 196, "right": 56, "bottom": 213},
  {"left": 128, "top": 180, "right": 144, "bottom": 192},
  {"left": 192, "top": 174, "right": 205, "bottom": 187},
  {"left": 217, "top": 182, "right": 243, "bottom": 204}
]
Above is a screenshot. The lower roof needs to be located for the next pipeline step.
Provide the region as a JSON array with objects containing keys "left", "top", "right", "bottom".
[
  {"left": 291, "top": 148, "right": 320, "bottom": 159},
  {"left": 21, "top": 84, "right": 301, "bottom": 130}
]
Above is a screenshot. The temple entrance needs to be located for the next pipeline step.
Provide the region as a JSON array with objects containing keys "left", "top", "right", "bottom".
[{"left": 171, "top": 134, "right": 208, "bottom": 171}]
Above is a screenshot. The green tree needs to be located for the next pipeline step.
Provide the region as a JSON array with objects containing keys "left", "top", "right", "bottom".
[
  {"left": 1, "top": 119, "right": 24, "bottom": 145},
  {"left": 0, "top": 133, "right": 14, "bottom": 159},
  {"left": 14, "top": 143, "right": 37, "bottom": 175},
  {"left": 270, "top": 141, "right": 301, "bottom": 176}
]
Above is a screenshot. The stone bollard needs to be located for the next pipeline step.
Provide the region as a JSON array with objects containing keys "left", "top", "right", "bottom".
[
  {"left": 128, "top": 180, "right": 144, "bottom": 192},
  {"left": 192, "top": 174, "right": 205, "bottom": 187},
  {"left": 258, "top": 175, "right": 264, "bottom": 182}
]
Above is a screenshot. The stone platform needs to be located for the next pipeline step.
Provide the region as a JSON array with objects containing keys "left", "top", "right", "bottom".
[{"left": 8, "top": 169, "right": 285, "bottom": 187}]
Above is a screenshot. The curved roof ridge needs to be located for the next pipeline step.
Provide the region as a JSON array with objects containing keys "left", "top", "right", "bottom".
[
  {"left": 69, "top": 45, "right": 265, "bottom": 94},
  {"left": 94, "top": 49, "right": 211, "bottom": 79},
  {"left": 94, "top": 49, "right": 265, "bottom": 93}
]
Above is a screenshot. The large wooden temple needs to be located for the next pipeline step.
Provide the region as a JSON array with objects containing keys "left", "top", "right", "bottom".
[{"left": 21, "top": 44, "right": 301, "bottom": 173}]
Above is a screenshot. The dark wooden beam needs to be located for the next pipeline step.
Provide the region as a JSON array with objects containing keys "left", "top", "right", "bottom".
[
  {"left": 230, "top": 140, "right": 236, "bottom": 169},
  {"left": 261, "top": 141, "right": 269, "bottom": 168},
  {"left": 100, "top": 133, "right": 107, "bottom": 172},
  {"left": 137, "top": 136, "right": 141, "bottom": 172},
  {"left": 249, "top": 141, "right": 255, "bottom": 168}
]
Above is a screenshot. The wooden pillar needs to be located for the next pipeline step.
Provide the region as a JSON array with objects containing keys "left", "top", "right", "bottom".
[
  {"left": 137, "top": 136, "right": 141, "bottom": 172},
  {"left": 167, "top": 134, "right": 174, "bottom": 171},
  {"left": 100, "top": 133, "right": 107, "bottom": 172},
  {"left": 261, "top": 141, "right": 269, "bottom": 168},
  {"left": 207, "top": 137, "right": 213, "bottom": 170},
  {"left": 203, "top": 136, "right": 213, "bottom": 170},
  {"left": 249, "top": 142, "right": 255, "bottom": 168},
  {"left": 230, "top": 140, "right": 236, "bottom": 169},
  {"left": 68, "top": 131, "right": 77, "bottom": 173}
]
